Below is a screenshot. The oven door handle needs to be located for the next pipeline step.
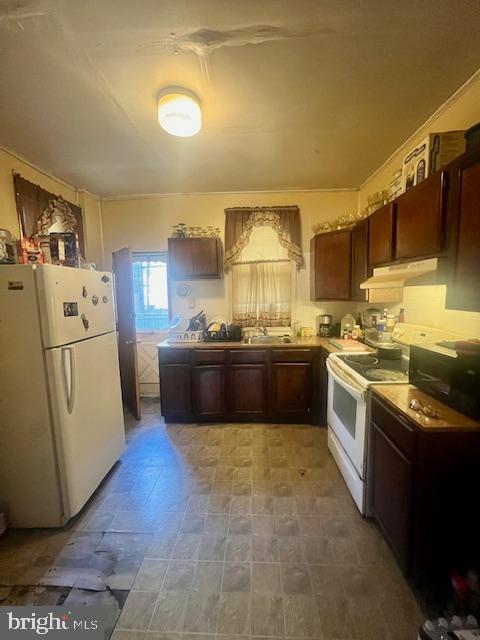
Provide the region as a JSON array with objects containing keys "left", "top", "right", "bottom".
[{"left": 326, "top": 360, "right": 365, "bottom": 401}]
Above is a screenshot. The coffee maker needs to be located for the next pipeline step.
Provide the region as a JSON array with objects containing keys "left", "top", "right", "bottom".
[{"left": 318, "top": 314, "right": 333, "bottom": 337}]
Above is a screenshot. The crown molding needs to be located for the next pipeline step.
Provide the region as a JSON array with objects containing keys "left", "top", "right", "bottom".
[{"left": 359, "top": 67, "right": 480, "bottom": 191}]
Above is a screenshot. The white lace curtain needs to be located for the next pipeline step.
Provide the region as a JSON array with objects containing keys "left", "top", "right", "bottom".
[{"left": 231, "top": 261, "right": 291, "bottom": 327}]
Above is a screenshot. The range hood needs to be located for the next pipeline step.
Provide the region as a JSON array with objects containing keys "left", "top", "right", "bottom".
[{"left": 360, "top": 258, "right": 438, "bottom": 289}]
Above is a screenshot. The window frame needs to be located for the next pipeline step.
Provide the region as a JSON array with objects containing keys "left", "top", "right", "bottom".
[{"left": 132, "top": 251, "right": 170, "bottom": 334}]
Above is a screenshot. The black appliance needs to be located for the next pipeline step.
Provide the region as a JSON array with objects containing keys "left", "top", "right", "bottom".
[
  {"left": 409, "top": 344, "right": 480, "bottom": 420},
  {"left": 204, "top": 324, "right": 242, "bottom": 342}
]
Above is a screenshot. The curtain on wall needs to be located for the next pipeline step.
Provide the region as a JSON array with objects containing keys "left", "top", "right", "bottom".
[
  {"left": 224, "top": 206, "right": 303, "bottom": 271},
  {"left": 232, "top": 261, "right": 291, "bottom": 327},
  {"left": 13, "top": 174, "right": 85, "bottom": 256}
]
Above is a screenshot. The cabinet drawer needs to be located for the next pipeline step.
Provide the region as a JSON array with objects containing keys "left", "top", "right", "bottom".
[
  {"left": 271, "top": 349, "right": 314, "bottom": 363},
  {"left": 158, "top": 348, "right": 191, "bottom": 364},
  {"left": 194, "top": 349, "right": 225, "bottom": 364},
  {"left": 229, "top": 349, "right": 267, "bottom": 363},
  {"left": 371, "top": 396, "right": 416, "bottom": 459}
]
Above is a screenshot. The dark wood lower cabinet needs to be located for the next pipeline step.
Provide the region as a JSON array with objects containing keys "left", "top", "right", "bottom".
[
  {"left": 271, "top": 362, "right": 311, "bottom": 422},
  {"left": 319, "top": 348, "right": 329, "bottom": 427},
  {"left": 158, "top": 346, "right": 321, "bottom": 424},
  {"left": 158, "top": 363, "right": 192, "bottom": 422},
  {"left": 370, "top": 392, "right": 480, "bottom": 583},
  {"left": 193, "top": 365, "right": 225, "bottom": 420},
  {"left": 228, "top": 364, "right": 268, "bottom": 420},
  {"left": 370, "top": 421, "right": 413, "bottom": 573}
]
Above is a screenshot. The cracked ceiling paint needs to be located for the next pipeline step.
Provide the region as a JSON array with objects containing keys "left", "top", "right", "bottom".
[{"left": 0, "top": 0, "right": 480, "bottom": 196}]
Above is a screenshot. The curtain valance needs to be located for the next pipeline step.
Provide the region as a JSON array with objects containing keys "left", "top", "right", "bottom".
[
  {"left": 13, "top": 174, "right": 85, "bottom": 257},
  {"left": 224, "top": 206, "right": 303, "bottom": 271}
]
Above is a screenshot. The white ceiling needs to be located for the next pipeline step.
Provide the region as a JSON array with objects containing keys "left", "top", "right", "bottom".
[{"left": 1, "top": 0, "right": 480, "bottom": 197}]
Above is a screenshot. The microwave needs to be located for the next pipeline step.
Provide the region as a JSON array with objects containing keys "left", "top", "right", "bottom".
[{"left": 409, "top": 344, "right": 480, "bottom": 420}]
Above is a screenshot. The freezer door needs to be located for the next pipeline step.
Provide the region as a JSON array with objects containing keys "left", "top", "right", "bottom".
[
  {"left": 35, "top": 264, "right": 116, "bottom": 348},
  {"left": 46, "top": 332, "right": 125, "bottom": 519}
]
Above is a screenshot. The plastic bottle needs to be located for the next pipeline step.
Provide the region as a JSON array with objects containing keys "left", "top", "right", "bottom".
[{"left": 340, "top": 313, "right": 356, "bottom": 339}]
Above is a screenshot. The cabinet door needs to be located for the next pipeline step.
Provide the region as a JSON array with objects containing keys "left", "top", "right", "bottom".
[
  {"left": 368, "top": 203, "right": 395, "bottom": 267},
  {"left": 159, "top": 363, "right": 192, "bottom": 422},
  {"left": 370, "top": 422, "right": 413, "bottom": 573},
  {"left": 193, "top": 365, "right": 225, "bottom": 420},
  {"left": 350, "top": 220, "right": 369, "bottom": 301},
  {"left": 228, "top": 364, "right": 268, "bottom": 420},
  {"left": 395, "top": 171, "right": 446, "bottom": 261},
  {"left": 318, "top": 349, "right": 328, "bottom": 427},
  {"left": 271, "top": 362, "right": 311, "bottom": 422},
  {"left": 446, "top": 158, "right": 480, "bottom": 311},
  {"left": 310, "top": 230, "right": 351, "bottom": 300},
  {"left": 168, "top": 238, "right": 222, "bottom": 279}
]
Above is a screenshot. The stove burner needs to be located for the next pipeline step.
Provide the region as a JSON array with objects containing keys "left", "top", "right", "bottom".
[
  {"left": 344, "top": 354, "right": 379, "bottom": 367},
  {"left": 364, "top": 368, "right": 409, "bottom": 382}
]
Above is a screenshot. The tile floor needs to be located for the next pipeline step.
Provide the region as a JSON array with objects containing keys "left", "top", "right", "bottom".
[{"left": 0, "top": 400, "right": 425, "bottom": 639}]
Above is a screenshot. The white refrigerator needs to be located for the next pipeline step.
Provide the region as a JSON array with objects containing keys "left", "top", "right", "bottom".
[{"left": 0, "top": 264, "right": 125, "bottom": 527}]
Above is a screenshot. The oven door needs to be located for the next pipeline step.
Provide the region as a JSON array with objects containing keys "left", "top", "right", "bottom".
[{"left": 326, "top": 360, "right": 367, "bottom": 479}]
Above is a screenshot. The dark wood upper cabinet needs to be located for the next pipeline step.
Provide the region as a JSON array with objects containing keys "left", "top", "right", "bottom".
[
  {"left": 193, "top": 365, "right": 225, "bottom": 420},
  {"left": 446, "top": 152, "right": 480, "bottom": 311},
  {"left": 368, "top": 203, "right": 395, "bottom": 267},
  {"left": 395, "top": 171, "right": 447, "bottom": 261},
  {"left": 350, "top": 219, "right": 369, "bottom": 301},
  {"left": 310, "top": 229, "right": 351, "bottom": 300},
  {"left": 168, "top": 237, "right": 223, "bottom": 280}
]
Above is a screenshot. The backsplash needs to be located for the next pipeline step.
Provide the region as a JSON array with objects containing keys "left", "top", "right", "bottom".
[{"left": 387, "top": 284, "right": 480, "bottom": 337}]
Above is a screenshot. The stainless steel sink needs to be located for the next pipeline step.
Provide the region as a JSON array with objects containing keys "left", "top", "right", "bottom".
[{"left": 245, "top": 335, "right": 293, "bottom": 344}]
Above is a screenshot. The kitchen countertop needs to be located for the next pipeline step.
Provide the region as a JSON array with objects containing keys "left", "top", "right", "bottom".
[
  {"left": 373, "top": 384, "right": 480, "bottom": 432},
  {"left": 157, "top": 336, "right": 371, "bottom": 353}
]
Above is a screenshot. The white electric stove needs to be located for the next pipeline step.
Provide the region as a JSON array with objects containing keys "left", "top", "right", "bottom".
[{"left": 326, "top": 323, "right": 470, "bottom": 515}]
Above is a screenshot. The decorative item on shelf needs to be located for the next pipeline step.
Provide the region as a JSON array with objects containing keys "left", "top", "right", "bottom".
[
  {"left": 171, "top": 223, "right": 220, "bottom": 238},
  {"left": 172, "top": 223, "right": 187, "bottom": 238},
  {"left": 14, "top": 174, "right": 85, "bottom": 259},
  {"left": 15, "top": 237, "right": 44, "bottom": 265},
  {"left": 312, "top": 210, "right": 366, "bottom": 235},
  {"left": 0, "top": 229, "right": 16, "bottom": 264},
  {"left": 402, "top": 131, "right": 466, "bottom": 191},
  {"left": 389, "top": 169, "right": 403, "bottom": 201}
]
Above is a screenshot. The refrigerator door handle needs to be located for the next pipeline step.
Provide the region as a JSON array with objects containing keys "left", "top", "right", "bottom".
[{"left": 61, "top": 346, "right": 76, "bottom": 414}]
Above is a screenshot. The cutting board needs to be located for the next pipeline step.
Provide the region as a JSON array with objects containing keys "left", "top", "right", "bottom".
[{"left": 329, "top": 339, "right": 366, "bottom": 351}]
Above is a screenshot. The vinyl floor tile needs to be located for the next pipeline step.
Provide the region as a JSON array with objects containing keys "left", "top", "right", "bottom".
[{"left": 1, "top": 409, "right": 425, "bottom": 640}]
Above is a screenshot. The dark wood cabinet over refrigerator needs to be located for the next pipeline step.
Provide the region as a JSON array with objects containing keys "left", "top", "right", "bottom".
[{"left": 168, "top": 237, "right": 223, "bottom": 280}]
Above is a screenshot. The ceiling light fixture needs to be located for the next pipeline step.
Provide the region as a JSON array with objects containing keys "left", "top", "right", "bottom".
[{"left": 157, "top": 88, "right": 202, "bottom": 137}]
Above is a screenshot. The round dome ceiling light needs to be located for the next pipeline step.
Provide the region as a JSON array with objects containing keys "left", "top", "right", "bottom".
[{"left": 157, "top": 88, "right": 202, "bottom": 137}]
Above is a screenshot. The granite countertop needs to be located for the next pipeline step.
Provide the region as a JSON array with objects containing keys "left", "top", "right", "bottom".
[
  {"left": 373, "top": 384, "right": 480, "bottom": 432},
  {"left": 157, "top": 336, "right": 368, "bottom": 353}
]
